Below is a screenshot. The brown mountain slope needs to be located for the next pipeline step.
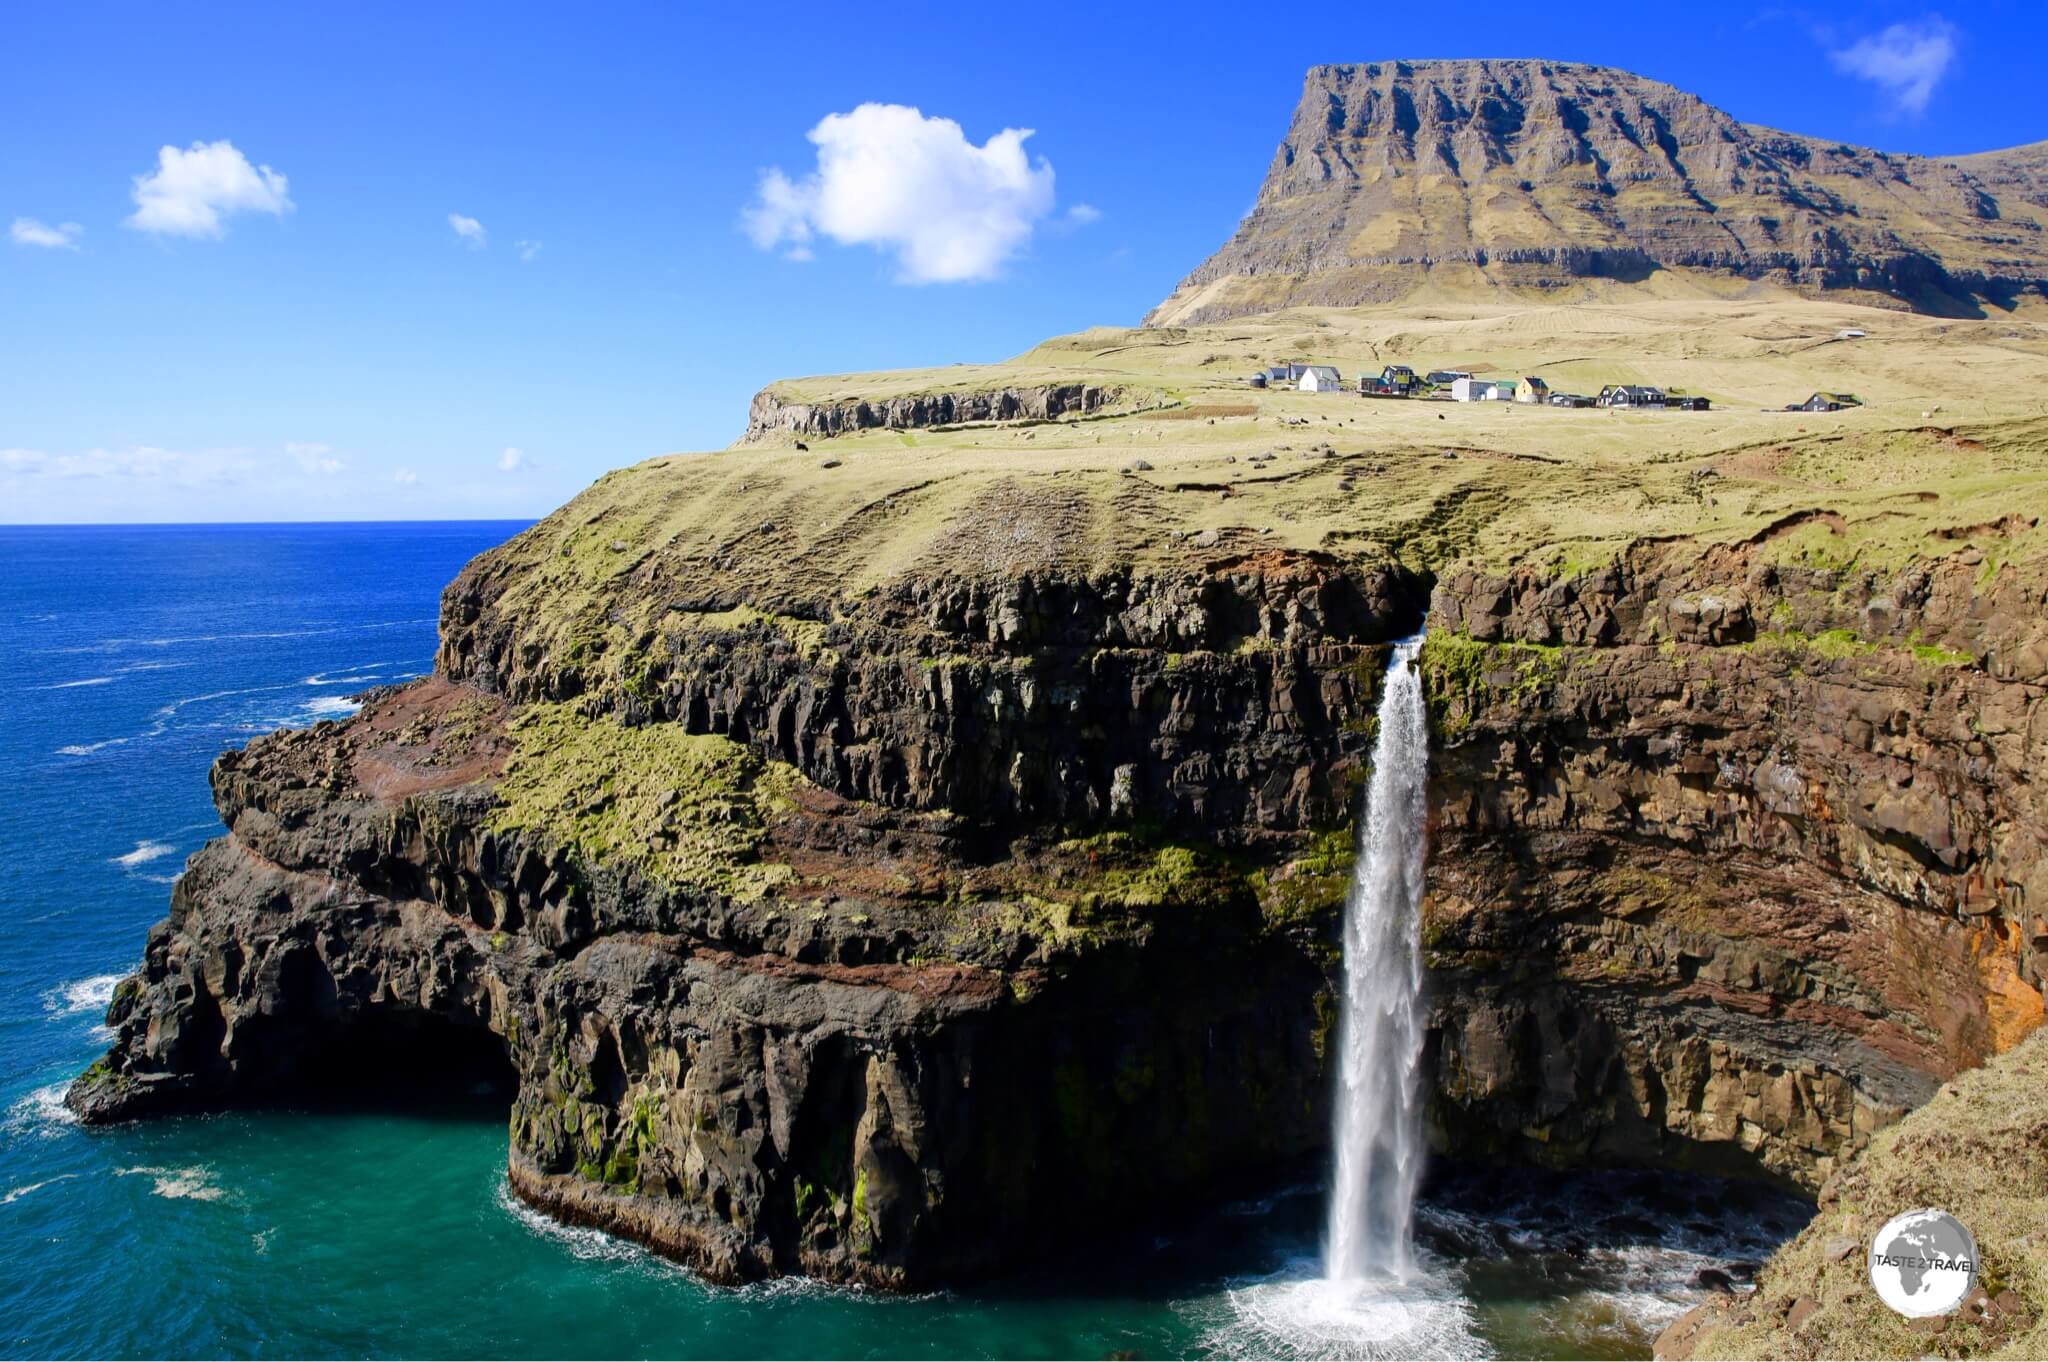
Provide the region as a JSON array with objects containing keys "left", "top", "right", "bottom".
[{"left": 1149, "top": 60, "right": 2048, "bottom": 325}]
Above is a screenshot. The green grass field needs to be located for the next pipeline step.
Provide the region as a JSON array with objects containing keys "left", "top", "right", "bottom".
[{"left": 474, "top": 292, "right": 2048, "bottom": 679}]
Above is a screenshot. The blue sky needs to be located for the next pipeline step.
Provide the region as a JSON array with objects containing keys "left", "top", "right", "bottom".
[{"left": 2, "top": 0, "right": 2038, "bottom": 523}]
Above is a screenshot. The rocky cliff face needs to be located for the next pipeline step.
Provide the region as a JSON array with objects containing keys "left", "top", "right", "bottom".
[
  {"left": 1421, "top": 543, "right": 2048, "bottom": 1187},
  {"left": 69, "top": 492, "right": 2048, "bottom": 1283},
  {"left": 743, "top": 382, "right": 1119, "bottom": 443},
  {"left": 1654, "top": 1025, "right": 2048, "bottom": 1360},
  {"left": 1149, "top": 61, "right": 2048, "bottom": 324}
]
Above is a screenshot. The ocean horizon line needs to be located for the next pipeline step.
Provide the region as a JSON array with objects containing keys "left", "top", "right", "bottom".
[{"left": 0, "top": 518, "right": 540, "bottom": 531}]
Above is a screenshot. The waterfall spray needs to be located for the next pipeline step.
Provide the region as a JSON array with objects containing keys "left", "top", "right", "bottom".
[{"left": 1325, "top": 632, "right": 1430, "bottom": 1284}]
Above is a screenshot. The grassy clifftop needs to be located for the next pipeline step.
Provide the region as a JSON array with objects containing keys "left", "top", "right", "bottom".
[
  {"left": 443, "top": 296, "right": 2048, "bottom": 720},
  {"left": 493, "top": 295, "right": 2048, "bottom": 617}
]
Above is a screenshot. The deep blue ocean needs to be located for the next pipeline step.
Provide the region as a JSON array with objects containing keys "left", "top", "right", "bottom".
[{"left": 0, "top": 523, "right": 1807, "bottom": 1359}]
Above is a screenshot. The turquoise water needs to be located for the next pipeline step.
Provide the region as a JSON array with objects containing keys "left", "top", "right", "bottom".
[{"left": 0, "top": 524, "right": 1810, "bottom": 1359}]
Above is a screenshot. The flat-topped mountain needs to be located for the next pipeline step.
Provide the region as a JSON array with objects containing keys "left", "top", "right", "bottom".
[{"left": 1150, "top": 60, "right": 2048, "bottom": 324}]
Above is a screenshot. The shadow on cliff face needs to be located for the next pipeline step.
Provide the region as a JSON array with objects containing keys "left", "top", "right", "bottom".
[{"left": 276, "top": 1011, "right": 517, "bottom": 1119}]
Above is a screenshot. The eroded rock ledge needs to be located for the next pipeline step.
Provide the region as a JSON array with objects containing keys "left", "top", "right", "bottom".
[
  {"left": 69, "top": 534, "right": 2047, "bottom": 1287},
  {"left": 742, "top": 382, "right": 1120, "bottom": 444}
]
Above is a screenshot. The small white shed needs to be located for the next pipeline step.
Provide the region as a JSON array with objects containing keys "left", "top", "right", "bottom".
[{"left": 1298, "top": 365, "right": 1343, "bottom": 393}]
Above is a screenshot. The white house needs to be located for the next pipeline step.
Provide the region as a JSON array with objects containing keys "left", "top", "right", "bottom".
[
  {"left": 1298, "top": 365, "right": 1343, "bottom": 393},
  {"left": 1451, "top": 377, "right": 1513, "bottom": 402}
]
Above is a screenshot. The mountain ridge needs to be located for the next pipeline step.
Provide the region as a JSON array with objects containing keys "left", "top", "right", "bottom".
[{"left": 1148, "top": 59, "right": 2048, "bottom": 325}]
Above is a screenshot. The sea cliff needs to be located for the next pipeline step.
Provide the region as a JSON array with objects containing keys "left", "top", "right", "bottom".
[{"left": 69, "top": 436, "right": 2048, "bottom": 1284}]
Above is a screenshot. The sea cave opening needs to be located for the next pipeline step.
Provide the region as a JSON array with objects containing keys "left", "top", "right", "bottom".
[{"left": 282, "top": 1007, "right": 519, "bottom": 1119}]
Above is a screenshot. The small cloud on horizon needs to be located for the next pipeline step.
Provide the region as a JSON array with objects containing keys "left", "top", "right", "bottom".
[
  {"left": 11, "top": 217, "right": 83, "bottom": 249},
  {"left": 392, "top": 469, "right": 420, "bottom": 486},
  {"left": 126, "top": 140, "right": 292, "bottom": 238},
  {"left": 742, "top": 102, "right": 1058, "bottom": 284},
  {"left": 1829, "top": 14, "right": 1958, "bottom": 116},
  {"left": 0, "top": 443, "right": 256, "bottom": 486},
  {"left": 449, "top": 213, "right": 487, "bottom": 248},
  {"left": 496, "top": 446, "right": 535, "bottom": 473}
]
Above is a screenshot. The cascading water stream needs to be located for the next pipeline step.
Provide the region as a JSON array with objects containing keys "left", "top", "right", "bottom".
[{"left": 1325, "top": 632, "right": 1430, "bottom": 1285}]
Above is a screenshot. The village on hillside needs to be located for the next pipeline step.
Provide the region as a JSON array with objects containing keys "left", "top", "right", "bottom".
[{"left": 1247, "top": 362, "right": 1863, "bottom": 413}]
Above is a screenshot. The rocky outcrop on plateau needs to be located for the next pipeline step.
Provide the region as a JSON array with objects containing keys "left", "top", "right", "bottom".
[
  {"left": 743, "top": 382, "right": 1119, "bottom": 443},
  {"left": 1149, "top": 61, "right": 2048, "bottom": 324},
  {"left": 68, "top": 501, "right": 2048, "bottom": 1285}
]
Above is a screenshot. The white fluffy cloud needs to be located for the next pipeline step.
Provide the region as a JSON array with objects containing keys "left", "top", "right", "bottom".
[
  {"left": 11, "top": 217, "right": 82, "bottom": 249},
  {"left": 1831, "top": 16, "right": 1958, "bottom": 115},
  {"left": 743, "top": 103, "right": 1058, "bottom": 283},
  {"left": 515, "top": 239, "right": 541, "bottom": 263},
  {"left": 392, "top": 469, "right": 420, "bottom": 486},
  {"left": 496, "top": 446, "right": 534, "bottom": 472},
  {"left": 288, "top": 442, "right": 344, "bottom": 476},
  {"left": 126, "top": 140, "right": 293, "bottom": 238},
  {"left": 449, "top": 213, "right": 487, "bottom": 248}
]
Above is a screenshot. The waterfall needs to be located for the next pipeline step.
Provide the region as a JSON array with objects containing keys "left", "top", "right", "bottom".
[{"left": 1325, "top": 632, "right": 1430, "bottom": 1284}]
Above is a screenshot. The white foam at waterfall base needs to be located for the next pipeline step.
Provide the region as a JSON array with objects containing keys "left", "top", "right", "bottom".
[
  {"left": 1325, "top": 632, "right": 1430, "bottom": 1284},
  {"left": 1191, "top": 1258, "right": 1487, "bottom": 1360}
]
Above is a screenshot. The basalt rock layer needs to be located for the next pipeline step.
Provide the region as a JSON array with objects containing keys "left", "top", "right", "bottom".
[
  {"left": 1149, "top": 61, "right": 2048, "bottom": 324},
  {"left": 742, "top": 382, "right": 1120, "bottom": 444},
  {"left": 69, "top": 463, "right": 2048, "bottom": 1284}
]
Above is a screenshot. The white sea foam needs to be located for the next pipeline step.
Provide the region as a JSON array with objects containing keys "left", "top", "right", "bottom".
[
  {"left": 113, "top": 840, "right": 175, "bottom": 868},
  {"left": 52, "top": 619, "right": 433, "bottom": 655},
  {"left": 39, "top": 676, "right": 115, "bottom": 690},
  {"left": 56, "top": 737, "right": 130, "bottom": 756},
  {"left": 302, "top": 661, "right": 393, "bottom": 686},
  {"left": 117, "top": 1165, "right": 226, "bottom": 1202},
  {"left": 58, "top": 682, "right": 300, "bottom": 756},
  {"left": 1192, "top": 1269, "right": 1487, "bottom": 1361},
  {"left": 304, "top": 695, "right": 362, "bottom": 718},
  {"left": 495, "top": 1177, "right": 652, "bottom": 1265},
  {"left": 3, "top": 1083, "right": 79, "bottom": 1138},
  {"left": 0, "top": 1174, "right": 77, "bottom": 1207},
  {"left": 158, "top": 683, "right": 296, "bottom": 716},
  {"left": 45, "top": 972, "right": 126, "bottom": 1016}
]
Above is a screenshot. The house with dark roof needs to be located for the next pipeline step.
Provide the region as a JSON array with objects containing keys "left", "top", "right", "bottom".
[
  {"left": 1380, "top": 365, "right": 1417, "bottom": 390},
  {"left": 1599, "top": 384, "right": 1667, "bottom": 409},
  {"left": 1549, "top": 392, "right": 1595, "bottom": 408},
  {"left": 1515, "top": 376, "right": 1549, "bottom": 405},
  {"left": 1424, "top": 369, "right": 1470, "bottom": 387},
  {"left": 1792, "top": 392, "right": 1860, "bottom": 412}
]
